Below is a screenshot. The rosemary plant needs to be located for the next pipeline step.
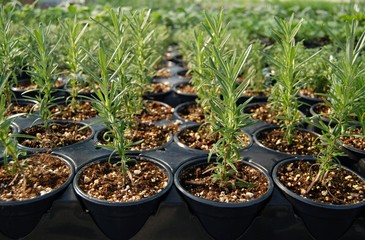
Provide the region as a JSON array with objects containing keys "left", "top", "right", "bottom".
[
  {"left": 0, "top": 5, "right": 22, "bottom": 104},
  {"left": 190, "top": 9, "right": 230, "bottom": 123},
  {"left": 59, "top": 15, "right": 89, "bottom": 109},
  {"left": 81, "top": 40, "right": 134, "bottom": 176},
  {"left": 268, "top": 15, "right": 319, "bottom": 144},
  {"left": 126, "top": 8, "right": 163, "bottom": 112},
  {"left": 206, "top": 44, "right": 255, "bottom": 187},
  {"left": 324, "top": 20, "right": 365, "bottom": 135},
  {"left": 0, "top": 72, "right": 26, "bottom": 175},
  {"left": 21, "top": 23, "right": 61, "bottom": 129}
]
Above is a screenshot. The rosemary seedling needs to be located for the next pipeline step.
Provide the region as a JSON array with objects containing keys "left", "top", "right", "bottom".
[
  {"left": 191, "top": 10, "right": 230, "bottom": 123},
  {"left": 324, "top": 20, "right": 365, "bottom": 135},
  {"left": 268, "top": 15, "right": 319, "bottom": 144},
  {"left": 0, "top": 5, "right": 22, "bottom": 104},
  {"left": 126, "top": 8, "right": 163, "bottom": 112},
  {"left": 81, "top": 39, "right": 135, "bottom": 177},
  {"left": 206, "top": 44, "right": 255, "bottom": 188},
  {"left": 21, "top": 22, "right": 62, "bottom": 129},
  {"left": 0, "top": 71, "right": 26, "bottom": 175},
  {"left": 59, "top": 15, "right": 89, "bottom": 109}
]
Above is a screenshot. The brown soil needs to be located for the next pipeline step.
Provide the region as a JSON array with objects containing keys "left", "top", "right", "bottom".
[
  {"left": 177, "top": 124, "right": 250, "bottom": 151},
  {"left": 246, "top": 103, "right": 282, "bottom": 125},
  {"left": 176, "top": 102, "right": 205, "bottom": 123},
  {"left": 50, "top": 101, "right": 98, "bottom": 121},
  {"left": 341, "top": 128, "right": 365, "bottom": 150},
  {"left": 0, "top": 153, "right": 71, "bottom": 201},
  {"left": 313, "top": 103, "right": 358, "bottom": 122},
  {"left": 154, "top": 68, "right": 172, "bottom": 78},
  {"left": 175, "top": 83, "right": 197, "bottom": 94},
  {"left": 256, "top": 128, "right": 320, "bottom": 156},
  {"left": 13, "top": 79, "right": 64, "bottom": 91},
  {"left": 97, "top": 122, "right": 180, "bottom": 151},
  {"left": 18, "top": 122, "right": 92, "bottom": 149},
  {"left": 144, "top": 82, "right": 171, "bottom": 94},
  {"left": 6, "top": 102, "right": 36, "bottom": 117},
  {"left": 242, "top": 89, "right": 270, "bottom": 97},
  {"left": 277, "top": 160, "right": 365, "bottom": 204},
  {"left": 77, "top": 159, "right": 169, "bottom": 202},
  {"left": 136, "top": 101, "right": 173, "bottom": 122},
  {"left": 299, "top": 88, "right": 326, "bottom": 99},
  {"left": 179, "top": 161, "right": 269, "bottom": 203},
  {"left": 312, "top": 102, "right": 332, "bottom": 117}
]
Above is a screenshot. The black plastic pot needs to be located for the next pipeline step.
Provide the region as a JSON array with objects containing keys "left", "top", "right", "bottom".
[
  {"left": 17, "top": 120, "right": 95, "bottom": 153},
  {"left": 341, "top": 142, "right": 365, "bottom": 177},
  {"left": 93, "top": 125, "right": 174, "bottom": 155},
  {"left": 272, "top": 157, "right": 365, "bottom": 240},
  {"left": 0, "top": 153, "right": 75, "bottom": 239},
  {"left": 174, "top": 123, "right": 253, "bottom": 157},
  {"left": 171, "top": 82, "right": 197, "bottom": 104},
  {"left": 174, "top": 156, "right": 274, "bottom": 240},
  {"left": 237, "top": 93, "right": 268, "bottom": 105},
  {"left": 173, "top": 101, "right": 204, "bottom": 124},
  {"left": 253, "top": 125, "right": 319, "bottom": 158},
  {"left": 298, "top": 92, "right": 324, "bottom": 117},
  {"left": 11, "top": 77, "right": 67, "bottom": 99},
  {"left": 73, "top": 155, "right": 174, "bottom": 240},
  {"left": 143, "top": 82, "right": 173, "bottom": 104}
]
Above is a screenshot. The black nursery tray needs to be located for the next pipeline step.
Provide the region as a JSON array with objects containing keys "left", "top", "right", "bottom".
[{"left": 2, "top": 116, "right": 364, "bottom": 240}]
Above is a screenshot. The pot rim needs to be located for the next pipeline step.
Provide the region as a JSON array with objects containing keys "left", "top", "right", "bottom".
[
  {"left": 0, "top": 152, "right": 75, "bottom": 205},
  {"left": 174, "top": 156, "right": 274, "bottom": 207},
  {"left": 174, "top": 123, "right": 253, "bottom": 154},
  {"left": 17, "top": 120, "right": 95, "bottom": 152},
  {"left": 93, "top": 124, "right": 174, "bottom": 154},
  {"left": 272, "top": 156, "right": 365, "bottom": 209},
  {"left": 73, "top": 155, "right": 173, "bottom": 206},
  {"left": 253, "top": 124, "right": 320, "bottom": 156}
]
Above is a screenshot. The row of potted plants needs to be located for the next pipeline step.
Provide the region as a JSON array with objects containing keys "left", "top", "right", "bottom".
[{"left": 0, "top": 1, "right": 364, "bottom": 239}]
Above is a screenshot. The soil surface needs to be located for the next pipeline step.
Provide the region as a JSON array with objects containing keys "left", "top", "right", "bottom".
[
  {"left": 341, "top": 127, "right": 365, "bottom": 150},
  {"left": 277, "top": 160, "right": 365, "bottom": 205},
  {"left": 176, "top": 102, "right": 205, "bottom": 123},
  {"left": 179, "top": 161, "right": 269, "bottom": 203},
  {"left": 97, "top": 122, "right": 180, "bottom": 151},
  {"left": 177, "top": 124, "right": 250, "bottom": 151},
  {"left": 246, "top": 103, "right": 283, "bottom": 125},
  {"left": 136, "top": 101, "right": 173, "bottom": 122},
  {"left": 144, "top": 82, "right": 171, "bottom": 94},
  {"left": 50, "top": 101, "right": 98, "bottom": 121},
  {"left": 154, "top": 68, "right": 172, "bottom": 78},
  {"left": 6, "top": 102, "right": 36, "bottom": 117},
  {"left": 0, "top": 154, "right": 71, "bottom": 201},
  {"left": 13, "top": 79, "right": 65, "bottom": 91},
  {"left": 242, "top": 89, "right": 270, "bottom": 97},
  {"left": 175, "top": 82, "right": 197, "bottom": 94},
  {"left": 256, "top": 128, "right": 320, "bottom": 156},
  {"left": 77, "top": 160, "right": 169, "bottom": 202},
  {"left": 299, "top": 88, "right": 326, "bottom": 99},
  {"left": 18, "top": 122, "right": 92, "bottom": 149}
]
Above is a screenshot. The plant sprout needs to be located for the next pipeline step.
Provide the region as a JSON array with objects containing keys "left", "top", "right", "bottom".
[
  {"left": 305, "top": 20, "right": 365, "bottom": 193},
  {"left": 59, "top": 15, "right": 89, "bottom": 109},
  {"left": 190, "top": 9, "right": 229, "bottom": 123},
  {"left": 0, "top": 71, "right": 26, "bottom": 175},
  {"left": 21, "top": 22, "right": 61, "bottom": 129},
  {"left": 267, "top": 15, "right": 319, "bottom": 144},
  {"left": 80, "top": 39, "right": 135, "bottom": 177},
  {"left": 207, "top": 44, "right": 255, "bottom": 188},
  {"left": 0, "top": 4, "right": 22, "bottom": 104},
  {"left": 126, "top": 8, "right": 164, "bottom": 112},
  {"left": 324, "top": 20, "right": 365, "bottom": 135}
]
